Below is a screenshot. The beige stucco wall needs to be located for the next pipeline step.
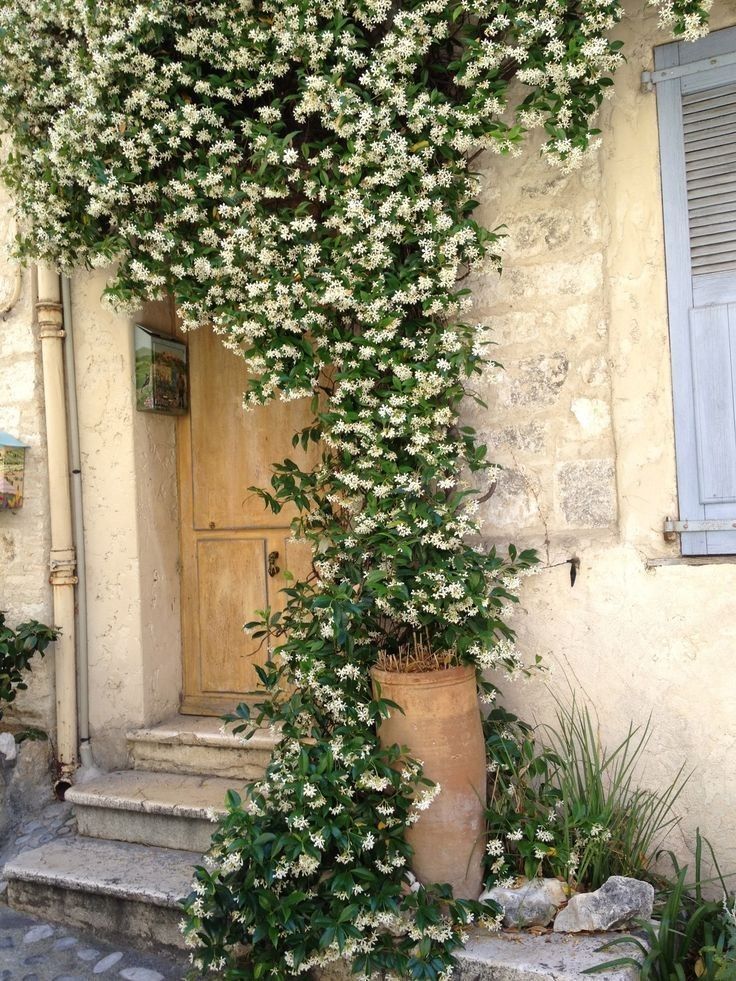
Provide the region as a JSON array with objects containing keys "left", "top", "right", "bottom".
[
  {"left": 474, "top": 0, "right": 736, "bottom": 869},
  {"left": 71, "top": 279, "right": 181, "bottom": 770}
]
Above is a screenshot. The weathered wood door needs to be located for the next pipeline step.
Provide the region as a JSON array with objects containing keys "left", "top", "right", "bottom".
[{"left": 177, "top": 325, "right": 313, "bottom": 716}]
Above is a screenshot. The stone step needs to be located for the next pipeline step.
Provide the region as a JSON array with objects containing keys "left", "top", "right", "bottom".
[
  {"left": 453, "top": 927, "right": 642, "bottom": 980},
  {"left": 127, "top": 714, "right": 278, "bottom": 779},
  {"left": 318, "top": 928, "right": 642, "bottom": 981},
  {"left": 4, "top": 836, "right": 199, "bottom": 951},
  {"left": 66, "top": 769, "right": 245, "bottom": 852}
]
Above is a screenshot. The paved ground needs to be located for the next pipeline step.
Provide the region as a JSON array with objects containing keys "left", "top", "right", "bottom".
[
  {"left": 0, "top": 906, "right": 192, "bottom": 980},
  {"left": 0, "top": 803, "right": 194, "bottom": 980}
]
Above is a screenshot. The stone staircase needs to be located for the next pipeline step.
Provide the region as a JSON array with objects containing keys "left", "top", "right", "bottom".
[
  {"left": 4, "top": 718, "right": 642, "bottom": 980},
  {"left": 4, "top": 715, "right": 278, "bottom": 952}
]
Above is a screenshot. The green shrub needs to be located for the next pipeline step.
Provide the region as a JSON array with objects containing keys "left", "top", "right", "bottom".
[
  {"left": 589, "top": 832, "right": 736, "bottom": 981},
  {"left": 483, "top": 700, "right": 689, "bottom": 890},
  {"left": 0, "top": 611, "right": 58, "bottom": 723}
]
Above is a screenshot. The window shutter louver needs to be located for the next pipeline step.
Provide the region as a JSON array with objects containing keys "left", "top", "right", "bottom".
[{"left": 656, "top": 26, "right": 736, "bottom": 555}]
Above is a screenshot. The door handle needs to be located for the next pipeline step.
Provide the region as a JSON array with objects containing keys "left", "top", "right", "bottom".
[{"left": 268, "top": 551, "right": 280, "bottom": 577}]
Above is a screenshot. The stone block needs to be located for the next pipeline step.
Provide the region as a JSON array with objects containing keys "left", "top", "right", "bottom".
[
  {"left": 0, "top": 405, "right": 22, "bottom": 434},
  {"left": 67, "top": 769, "right": 241, "bottom": 851},
  {"left": 488, "top": 256, "right": 603, "bottom": 308},
  {"left": 0, "top": 312, "right": 35, "bottom": 359},
  {"left": 0, "top": 209, "right": 22, "bottom": 315},
  {"left": 503, "top": 354, "right": 569, "bottom": 408},
  {"left": 505, "top": 212, "right": 577, "bottom": 257},
  {"left": 4, "top": 836, "right": 198, "bottom": 950},
  {"left": 502, "top": 202, "right": 602, "bottom": 261},
  {"left": 484, "top": 422, "right": 547, "bottom": 455},
  {"left": 128, "top": 714, "right": 278, "bottom": 780},
  {"left": 556, "top": 459, "right": 617, "bottom": 528},
  {"left": 483, "top": 469, "right": 541, "bottom": 530},
  {"left": 0, "top": 731, "right": 16, "bottom": 762}
]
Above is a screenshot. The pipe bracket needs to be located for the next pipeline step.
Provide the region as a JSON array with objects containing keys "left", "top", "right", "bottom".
[
  {"left": 36, "top": 298, "right": 64, "bottom": 338},
  {"left": 49, "top": 547, "right": 77, "bottom": 586}
]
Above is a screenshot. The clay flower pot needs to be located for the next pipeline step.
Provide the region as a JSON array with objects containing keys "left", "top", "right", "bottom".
[{"left": 371, "top": 664, "right": 486, "bottom": 899}]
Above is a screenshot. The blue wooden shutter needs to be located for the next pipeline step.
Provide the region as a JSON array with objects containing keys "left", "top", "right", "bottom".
[{"left": 656, "top": 26, "right": 736, "bottom": 554}]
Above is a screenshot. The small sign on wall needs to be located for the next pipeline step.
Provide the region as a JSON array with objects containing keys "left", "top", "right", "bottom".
[
  {"left": 0, "top": 432, "right": 28, "bottom": 510},
  {"left": 135, "top": 324, "right": 188, "bottom": 415}
]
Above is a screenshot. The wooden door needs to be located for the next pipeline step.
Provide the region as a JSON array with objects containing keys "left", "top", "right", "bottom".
[{"left": 177, "top": 325, "right": 314, "bottom": 715}]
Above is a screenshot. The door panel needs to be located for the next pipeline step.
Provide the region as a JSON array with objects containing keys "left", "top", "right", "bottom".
[
  {"left": 177, "top": 324, "right": 315, "bottom": 715},
  {"left": 197, "top": 537, "right": 269, "bottom": 693},
  {"left": 189, "top": 327, "right": 305, "bottom": 530}
]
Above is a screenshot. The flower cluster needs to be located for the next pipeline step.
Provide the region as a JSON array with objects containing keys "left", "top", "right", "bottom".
[{"left": 0, "top": 0, "right": 710, "bottom": 976}]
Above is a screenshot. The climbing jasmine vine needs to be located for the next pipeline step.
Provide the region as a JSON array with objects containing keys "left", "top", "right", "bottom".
[{"left": 0, "top": 0, "right": 711, "bottom": 977}]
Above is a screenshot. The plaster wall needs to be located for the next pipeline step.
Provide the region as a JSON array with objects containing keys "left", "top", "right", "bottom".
[
  {"left": 0, "top": 184, "right": 54, "bottom": 735},
  {"left": 473, "top": 0, "right": 736, "bottom": 868},
  {"left": 71, "top": 279, "right": 181, "bottom": 770}
]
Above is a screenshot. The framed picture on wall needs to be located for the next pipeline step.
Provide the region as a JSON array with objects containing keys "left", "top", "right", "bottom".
[{"left": 135, "top": 324, "right": 188, "bottom": 415}]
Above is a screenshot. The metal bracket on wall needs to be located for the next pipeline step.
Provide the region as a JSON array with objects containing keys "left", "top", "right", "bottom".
[{"left": 663, "top": 517, "right": 736, "bottom": 541}]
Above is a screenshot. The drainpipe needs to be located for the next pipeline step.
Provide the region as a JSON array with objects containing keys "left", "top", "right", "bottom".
[
  {"left": 61, "top": 276, "right": 99, "bottom": 781},
  {"left": 36, "top": 266, "right": 78, "bottom": 790}
]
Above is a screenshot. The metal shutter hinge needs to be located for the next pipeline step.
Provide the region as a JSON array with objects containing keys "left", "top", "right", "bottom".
[
  {"left": 663, "top": 516, "right": 736, "bottom": 540},
  {"left": 642, "top": 50, "right": 736, "bottom": 92}
]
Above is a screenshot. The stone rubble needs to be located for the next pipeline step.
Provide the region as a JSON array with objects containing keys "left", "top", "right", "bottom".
[{"left": 553, "top": 876, "right": 655, "bottom": 933}]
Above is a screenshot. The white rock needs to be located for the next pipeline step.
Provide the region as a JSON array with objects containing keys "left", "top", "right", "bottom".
[
  {"left": 119, "top": 969, "right": 165, "bottom": 981},
  {"left": 554, "top": 876, "right": 655, "bottom": 933},
  {"left": 0, "top": 732, "right": 17, "bottom": 762},
  {"left": 93, "top": 951, "right": 124, "bottom": 973},
  {"left": 23, "top": 924, "right": 54, "bottom": 943},
  {"left": 480, "top": 877, "right": 569, "bottom": 928},
  {"left": 77, "top": 947, "right": 101, "bottom": 961}
]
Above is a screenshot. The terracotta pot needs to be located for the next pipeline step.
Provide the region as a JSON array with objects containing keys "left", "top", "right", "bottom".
[{"left": 371, "top": 664, "right": 486, "bottom": 899}]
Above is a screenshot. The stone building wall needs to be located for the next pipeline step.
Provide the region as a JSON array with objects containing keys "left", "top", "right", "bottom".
[
  {"left": 473, "top": 0, "right": 736, "bottom": 868},
  {"left": 0, "top": 196, "right": 181, "bottom": 770},
  {"left": 0, "top": 185, "right": 55, "bottom": 736},
  {"left": 1, "top": 0, "right": 735, "bottom": 866}
]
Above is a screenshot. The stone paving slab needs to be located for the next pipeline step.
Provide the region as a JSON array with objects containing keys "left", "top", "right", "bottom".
[{"left": 0, "top": 905, "right": 192, "bottom": 980}]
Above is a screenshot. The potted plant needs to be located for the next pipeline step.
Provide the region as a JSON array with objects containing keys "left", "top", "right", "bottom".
[{"left": 372, "top": 633, "right": 487, "bottom": 900}]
